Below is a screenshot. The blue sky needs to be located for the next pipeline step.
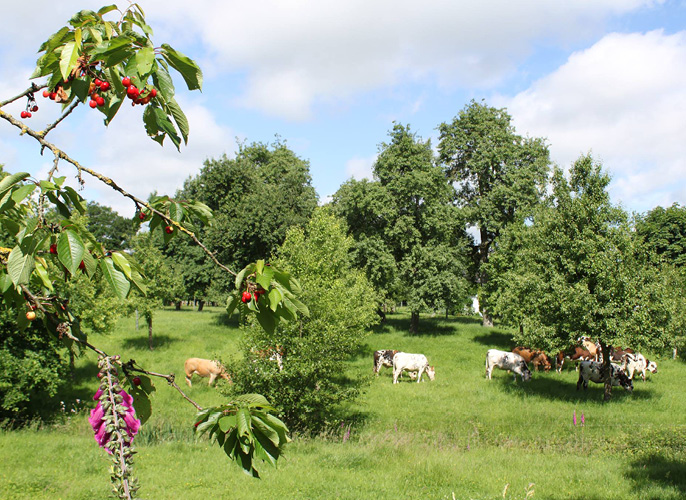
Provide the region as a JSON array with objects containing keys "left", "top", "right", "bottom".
[{"left": 1, "top": 1, "right": 685, "bottom": 217}]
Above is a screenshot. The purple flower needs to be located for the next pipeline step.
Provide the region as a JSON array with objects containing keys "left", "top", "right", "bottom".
[
  {"left": 581, "top": 412, "right": 585, "bottom": 426},
  {"left": 573, "top": 410, "right": 577, "bottom": 426},
  {"left": 90, "top": 388, "right": 141, "bottom": 454}
]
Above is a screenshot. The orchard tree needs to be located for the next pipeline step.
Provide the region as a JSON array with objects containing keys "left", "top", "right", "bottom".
[
  {"left": 491, "top": 155, "right": 669, "bottom": 400},
  {"left": 334, "top": 123, "right": 471, "bottom": 333},
  {"left": 635, "top": 203, "right": 686, "bottom": 268},
  {"left": 438, "top": 100, "right": 550, "bottom": 326},
  {"left": 86, "top": 201, "right": 136, "bottom": 251},
  {"left": 0, "top": 4, "right": 303, "bottom": 497},
  {"left": 228, "top": 209, "right": 377, "bottom": 433}
]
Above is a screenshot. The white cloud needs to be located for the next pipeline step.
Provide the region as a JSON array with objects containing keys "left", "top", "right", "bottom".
[
  {"left": 345, "top": 154, "right": 376, "bottom": 181},
  {"left": 502, "top": 29, "right": 686, "bottom": 212},
  {"left": 137, "top": 0, "right": 660, "bottom": 120}
]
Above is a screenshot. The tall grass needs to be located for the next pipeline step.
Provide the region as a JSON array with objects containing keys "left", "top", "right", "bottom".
[{"left": 1, "top": 307, "right": 685, "bottom": 499}]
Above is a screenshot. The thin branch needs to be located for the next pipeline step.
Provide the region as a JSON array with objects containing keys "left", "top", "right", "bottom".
[
  {"left": 0, "top": 83, "right": 45, "bottom": 109},
  {"left": 123, "top": 361, "right": 203, "bottom": 411},
  {"left": 0, "top": 111, "right": 236, "bottom": 276},
  {"left": 41, "top": 100, "right": 80, "bottom": 138}
]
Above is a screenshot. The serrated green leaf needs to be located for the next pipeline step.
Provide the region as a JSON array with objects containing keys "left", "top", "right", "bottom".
[
  {"left": 6, "top": 246, "right": 35, "bottom": 286},
  {"left": 63, "top": 186, "right": 86, "bottom": 213},
  {"left": 152, "top": 63, "right": 175, "bottom": 99},
  {"left": 81, "top": 250, "right": 97, "bottom": 277},
  {"left": 161, "top": 44, "right": 203, "bottom": 91},
  {"left": 0, "top": 172, "right": 30, "bottom": 196},
  {"left": 166, "top": 97, "right": 189, "bottom": 144},
  {"left": 11, "top": 184, "right": 36, "bottom": 204},
  {"left": 255, "top": 307, "right": 276, "bottom": 334},
  {"left": 268, "top": 288, "right": 283, "bottom": 312},
  {"left": 59, "top": 41, "right": 80, "bottom": 82},
  {"left": 232, "top": 394, "right": 271, "bottom": 407},
  {"left": 111, "top": 252, "right": 132, "bottom": 280},
  {"left": 57, "top": 230, "right": 85, "bottom": 275},
  {"left": 38, "top": 26, "right": 71, "bottom": 53},
  {"left": 99, "top": 257, "right": 130, "bottom": 300},
  {"left": 97, "top": 4, "right": 118, "bottom": 16},
  {"left": 251, "top": 415, "right": 281, "bottom": 447},
  {"left": 218, "top": 415, "right": 237, "bottom": 433},
  {"left": 135, "top": 46, "right": 155, "bottom": 76},
  {"left": 169, "top": 202, "right": 184, "bottom": 222},
  {"left": 226, "top": 293, "right": 240, "bottom": 317},
  {"left": 235, "top": 263, "right": 254, "bottom": 290},
  {"left": 223, "top": 428, "right": 238, "bottom": 458},
  {"left": 70, "top": 78, "right": 90, "bottom": 103}
]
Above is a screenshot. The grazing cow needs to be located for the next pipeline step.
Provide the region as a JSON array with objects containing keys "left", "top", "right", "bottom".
[
  {"left": 251, "top": 346, "right": 285, "bottom": 371},
  {"left": 512, "top": 347, "right": 552, "bottom": 372},
  {"left": 486, "top": 349, "right": 531, "bottom": 382},
  {"left": 556, "top": 347, "right": 594, "bottom": 373},
  {"left": 392, "top": 352, "right": 435, "bottom": 384},
  {"left": 576, "top": 361, "right": 633, "bottom": 392},
  {"left": 578, "top": 336, "right": 601, "bottom": 362},
  {"left": 184, "top": 358, "right": 232, "bottom": 387},
  {"left": 623, "top": 353, "right": 658, "bottom": 381},
  {"left": 374, "top": 349, "right": 398, "bottom": 375},
  {"left": 609, "top": 346, "right": 635, "bottom": 363}
]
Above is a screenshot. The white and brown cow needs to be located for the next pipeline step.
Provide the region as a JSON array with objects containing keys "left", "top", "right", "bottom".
[
  {"left": 184, "top": 358, "right": 232, "bottom": 387},
  {"left": 374, "top": 349, "right": 398, "bottom": 376},
  {"left": 576, "top": 360, "right": 633, "bottom": 392},
  {"left": 556, "top": 346, "right": 594, "bottom": 373},
  {"left": 486, "top": 349, "right": 531, "bottom": 382},
  {"left": 623, "top": 353, "right": 658, "bottom": 381},
  {"left": 392, "top": 352, "right": 435, "bottom": 384}
]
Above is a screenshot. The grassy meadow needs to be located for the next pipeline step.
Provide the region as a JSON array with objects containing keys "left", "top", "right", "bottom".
[{"left": 1, "top": 307, "right": 685, "bottom": 499}]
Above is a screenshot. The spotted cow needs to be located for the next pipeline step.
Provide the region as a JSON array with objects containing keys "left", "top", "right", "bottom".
[
  {"left": 486, "top": 349, "right": 531, "bottom": 382},
  {"left": 576, "top": 360, "right": 633, "bottom": 392},
  {"left": 392, "top": 352, "right": 435, "bottom": 384}
]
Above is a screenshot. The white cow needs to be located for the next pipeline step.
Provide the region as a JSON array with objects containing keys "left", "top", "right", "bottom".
[
  {"left": 184, "top": 358, "right": 232, "bottom": 387},
  {"left": 392, "top": 352, "right": 435, "bottom": 384},
  {"left": 624, "top": 353, "right": 658, "bottom": 381},
  {"left": 577, "top": 360, "right": 633, "bottom": 391},
  {"left": 485, "top": 349, "right": 531, "bottom": 382}
]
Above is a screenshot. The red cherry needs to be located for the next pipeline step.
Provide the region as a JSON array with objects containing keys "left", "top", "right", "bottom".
[
  {"left": 241, "top": 291, "right": 252, "bottom": 303},
  {"left": 132, "top": 377, "right": 142, "bottom": 387},
  {"left": 138, "top": 211, "right": 146, "bottom": 220},
  {"left": 96, "top": 96, "right": 105, "bottom": 107},
  {"left": 126, "top": 85, "right": 138, "bottom": 97},
  {"left": 49, "top": 92, "right": 57, "bottom": 100},
  {"left": 165, "top": 226, "right": 173, "bottom": 234},
  {"left": 89, "top": 100, "right": 97, "bottom": 108},
  {"left": 150, "top": 88, "right": 157, "bottom": 98},
  {"left": 49, "top": 244, "right": 57, "bottom": 254},
  {"left": 20, "top": 111, "right": 28, "bottom": 118},
  {"left": 99, "top": 81, "right": 110, "bottom": 92},
  {"left": 94, "top": 78, "right": 102, "bottom": 87},
  {"left": 122, "top": 76, "right": 131, "bottom": 87},
  {"left": 78, "top": 260, "right": 85, "bottom": 270},
  {"left": 42, "top": 90, "right": 50, "bottom": 98},
  {"left": 32, "top": 105, "right": 38, "bottom": 112},
  {"left": 26, "top": 112, "right": 32, "bottom": 118}
]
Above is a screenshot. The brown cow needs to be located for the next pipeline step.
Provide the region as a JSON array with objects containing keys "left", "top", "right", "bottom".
[
  {"left": 512, "top": 347, "right": 552, "bottom": 372},
  {"left": 555, "top": 347, "right": 594, "bottom": 373},
  {"left": 184, "top": 358, "right": 232, "bottom": 387},
  {"left": 577, "top": 336, "right": 601, "bottom": 361}
]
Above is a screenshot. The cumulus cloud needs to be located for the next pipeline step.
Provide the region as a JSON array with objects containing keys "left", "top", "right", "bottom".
[{"left": 501, "top": 29, "right": 686, "bottom": 212}]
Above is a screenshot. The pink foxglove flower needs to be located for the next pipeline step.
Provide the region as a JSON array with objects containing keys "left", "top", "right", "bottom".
[
  {"left": 581, "top": 412, "right": 585, "bottom": 426},
  {"left": 89, "top": 387, "right": 141, "bottom": 454},
  {"left": 573, "top": 410, "right": 577, "bottom": 426}
]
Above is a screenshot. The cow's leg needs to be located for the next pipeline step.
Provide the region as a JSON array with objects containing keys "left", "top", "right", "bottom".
[
  {"left": 485, "top": 364, "right": 492, "bottom": 380},
  {"left": 208, "top": 373, "right": 217, "bottom": 386},
  {"left": 576, "top": 373, "right": 583, "bottom": 391},
  {"left": 393, "top": 368, "right": 400, "bottom": 384},
  {"left": 416, "top": 367, "right": 425, "bottom": 383},
  {"left": 185, "top": 374, "right": 193, "bottom": 387}
]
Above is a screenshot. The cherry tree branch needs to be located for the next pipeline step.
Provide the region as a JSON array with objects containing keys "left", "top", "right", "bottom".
[{"left": 0, "top": 83, "right": 46, "bottom": 108}]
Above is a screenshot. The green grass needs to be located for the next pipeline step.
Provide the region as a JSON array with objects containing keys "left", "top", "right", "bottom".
[{"left": 1, "top": 307, "right": 685, "bottom": 499}]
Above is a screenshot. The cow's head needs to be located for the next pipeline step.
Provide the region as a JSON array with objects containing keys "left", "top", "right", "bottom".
[
  {"left": 647, "top": 360, "right": 658, "bottom": 374},
  {"left": 520, "top": 362, "right": 532, "bottom": 382},
  {"left": 612, "top": 365, "right": 634, "bottom": 391},
  {"left": 426, "top": 366, "right": 436, "bottom": 381},
  {"left": 534, "top": 353, "right": 552, "bottom": 372}
]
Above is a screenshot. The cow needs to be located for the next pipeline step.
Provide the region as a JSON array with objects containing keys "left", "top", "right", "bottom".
[
  {"left": 250, "top": 346, "right": 285, "bottom": 371},
  {"left": 512, "top": 347, "right": 552, "bottom": 372},
  {"left": 578, "top": 336, "right": 602, "bottom": 362},
  {"left": 624, "top": 352, "right": 658, "bottom": 381},
  {"left": 609, "top": 346, "right": 635, "bottom": 363},
  {"left": 485, "top": 349, "right": 531, "bottom": 382},
  {"left": 576, "top": 360, "right": 633, "bottom": 392},
  {"left": 556, "top": 347, "right": 594, "bottom": 373},
  {"left": 375, "top": 349, "right": 417, "bottom": 380},
  {"left": 392, "top": 352, "right": 435, "bottom": 384},
  {"left": 184, "top": 358, "right": 232, "bottom": 387}
]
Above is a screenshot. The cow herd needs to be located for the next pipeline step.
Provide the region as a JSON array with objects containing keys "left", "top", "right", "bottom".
[{"left": 374, "top": 336, "right": 658, "bottom": 393}]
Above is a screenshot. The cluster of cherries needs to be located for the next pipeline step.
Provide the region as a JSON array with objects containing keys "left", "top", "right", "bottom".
[
  {"left": 137, "top": 210, "right": 174, "bottom": 234},
  {"left": 88, "top": 78, "right": 111, "bottom": 108},
  {"left": 241, "top": 286, "right": 266, "bottom": 303},
  {"left": 122, "top": 76, "right": 157, "bottom": 106},
  {"left": 20, "top": 93, "right": 38, "bottom": 119}
]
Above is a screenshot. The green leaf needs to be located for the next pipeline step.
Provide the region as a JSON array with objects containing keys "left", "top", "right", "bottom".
[
  {"left": 261, "top": 413, "right": 290, "bottom": 445},
  {"left": 256, "top": 267, "right": 274, "bottom": 290},
  {"left": 223, "top": 428, "right": 238, "bottom": 459},
  {"left": 152, "top": 62, "right": 175, "bottom": 99},
  {"left": 63, "top": 186, "right": 86, "bottom": 213},
  {"left": 251, "top": 415, "right": 281, "bottom": 447},
  {"left": 111, "top": 252, "right": 132, "bottom": 280},
  {"left": 152, "top": 107, "right": 181, "bottom": 150},
  {"left": 97, "top": 4, "right": 118, "bottom": 16},
  {"left": 134, "top": 46, "right": 155, "bottom": 76},
  {"left": 235, "top": 264, "right": 254, "bottom": 290},
  {"left": 232, "top": 394, "right": 271, "bottom": 407},
  {"left": 226, "top": 293, "right": 240, "bottom": 317},
  {"left": 70, "top": 78, "right": 90, "bottom": 103},
  {"left": 38, "top": 26, "right": 71, "bottom": 53},
  {"left": 57, "top": 230, "right": 85, "bottom": 275},
  {"left": 33, "top": 261, "right": 54, "bottom": 291},
  {"left": 129, "top": 386, "right": 152, "bottom": 425},
  {"left": 255, "top": 307, "right": 276, "bottom": 335},
  {"left": 59, "top": 40, "right": 80, "bottom": 82},
  {"left": 268, "top": 288, "right": 283, "bottom": 312},
  {"left": 166, "top": 98, "right": 189, "bottom": 144},
  {"left": 11, "top": 184, "right": 36, "bottom": 204},
  {"left": 81, "top": 250, "right": 97, "bottom": 277},
  {"left": 92, "top": 36, "right": 132, "bottom": 57},
  {"left": 252, "top": 426, "right": 280, "bottom": 467},
  {"left": 169, "top": 202, "right": 184, "bottom": 222},
  {"left": 99, "top": 257, "right": 131, "bottom": 300},
  {"left": 0, "top": 172, "right": 30, "bottom": 196},
  {"left": 6, "top": 246, "right": 35, "bottom": 286},
  {"left": 160, "top": 44, "right": 203, "bottom": 91},
  {"left": 218, "top": 415, "right": 237, "bottom": 433}
]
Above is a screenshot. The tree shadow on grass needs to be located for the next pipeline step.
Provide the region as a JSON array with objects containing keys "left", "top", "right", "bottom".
[
  {"left": 372, "top": 316, "right": 459, "bottom": 337},
  {"left": 491, "top": 372, "right": 654, "bottom": 403},
  {"left": 627, "top": 453, "right": 686, "bottom": 498},
  {"left": 473, "top": 331, "right": 514, "bottom": 350},
  {"left": 214, "top": 311, "right": 239, "bottom": 327},
  {"left": 121, "top": 334, "right": 178, "bottom": 350}
]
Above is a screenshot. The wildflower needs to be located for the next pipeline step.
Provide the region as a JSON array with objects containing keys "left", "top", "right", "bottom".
[
  {"left": 89, "top": 387, "right": 141, "bottom": 454},
  {"left": 581, "top": 412, "right": 585, "bottom": 426},
  {"left": 573, "top": 410, "right": 577, "bottom": 426}
]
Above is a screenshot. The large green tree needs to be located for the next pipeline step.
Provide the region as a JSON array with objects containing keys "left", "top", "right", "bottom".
[
  {"left": 438, "top": 100, "right": 550, "bottom": 326},
  {"left": 334, "top": 123, "right": 471, "bottom": 333},
  {"left": 85, "top": 201, "right": 136, "bottom": 251},
  {"left": 635, "top": 203, "right": 686, "bottom": 268},
  {"left": 168, "top": 140, "right": 318, "bottom": 302},
  {"left": 490, "top": 155, "right": 669, "bottom": 400},
  {"left": 228, "top": 209, "right": 377, "bottom": 433}
]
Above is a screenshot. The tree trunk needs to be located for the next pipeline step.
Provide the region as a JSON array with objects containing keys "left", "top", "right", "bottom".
[
  {"left": 599, "top": 341, "right": 612, "bottom": 401},
  {"left": 175, "top": 301, "right": 181, "bottom": 310},
  {"left": 482, "top": 309, "right": 494, "bottom": 327},
  {"left": 674, "top": 347, "right": 678, "bottom": 360},
  {"left": 197, "top": 300, "right": 204, "bottom": 312},
  {"left": 148, "top": 317, "right": 153, "bottom": 351},
  {"left": 376, "top": 307, "right": 386, "bottom": 323},
  {"left": 410, "top": 311, "right": 419, "bottom": 334}
]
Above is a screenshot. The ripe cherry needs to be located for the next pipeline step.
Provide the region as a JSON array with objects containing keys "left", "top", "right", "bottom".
[
  {"left": 94, "top": 78, "right": 102, "bottom": 87},
  {"left": 132, "top": 377, "right": 142, "bottom": 387},
  {"left": 78, "top": 260, "right": 86, "bottom": 270},
  {"left": 32, "top": 105, "right": 38, "bottom": 112},
  {"left": 20, "top": 111, "right": 28, "bottom": 118},
  {"left": 99, "top": 81, "right": 110, "bottom": 91},
  {"left": 122, "top": 76, "right": 131, "bottom": 87},
  {"left": 49, "top": 92, "right": 57, "bottom": 100},
  {"left": 96, "top": 96, "right": 105, "bottom": 107},
  {"left": 42, "top": 90, "right": 50, "bottom": 98},
  {"left": 89, "top": 100, "right": 97, "bottom": 108},
  {"left": 165, "top": 225, "right": 173, "bottom": 234},
  {"left": 150, "top": 88, "right": 157, "bottom": 98},
  {"left": 126, "top": 85, "right": 138, "bottom": 98},
  {"left": 49, "top": 244, "right": 57, "bottom": 254},
  {"left": 241, "top": 291, "right": 252, "bottom": 303},
  {"left": 26, "top": 311, "right": 36, "bottom": 321},
  {"left": 138, "top": 211, "right": 146, "bottom": 220}
]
